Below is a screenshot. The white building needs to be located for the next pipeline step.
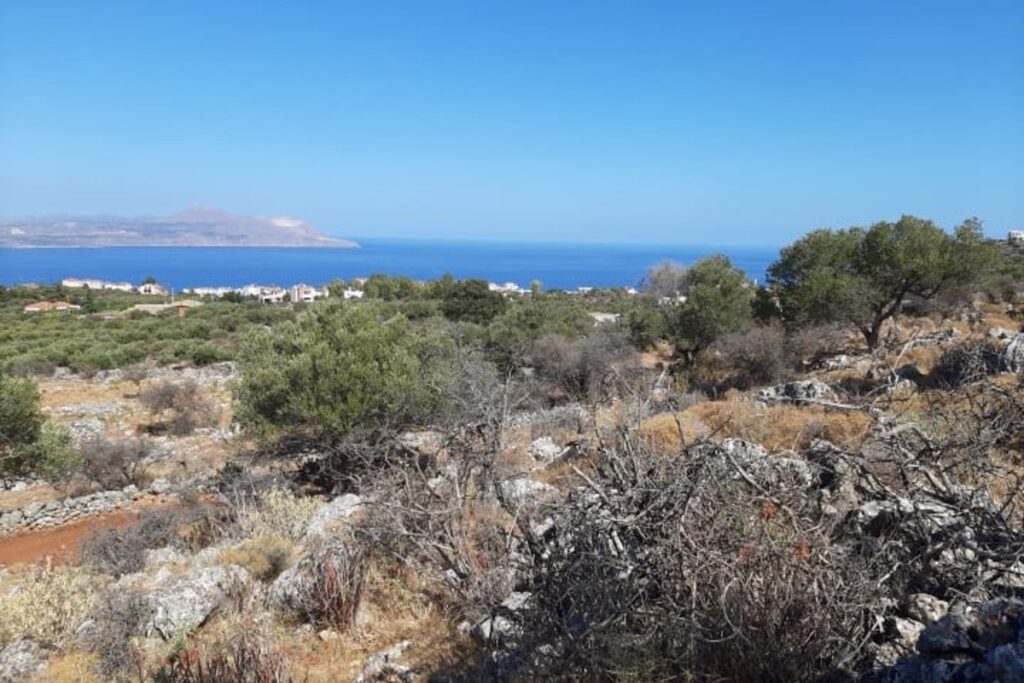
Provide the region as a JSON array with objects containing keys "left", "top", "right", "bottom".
[
  {"left": 185, "top": 286, "right": 236, "bottom": 298},
  {"left": 61, "top": 277, "right": 133, "bottom": 292},
  {"left": 1009, "top": 230, "right": 1024, "bottom": 246},
  {"left": 239, "top": 284, "right": 286, "bottom": 303},
  {"left": 342, "top": 288, "right": 365, "bottom": 299},
  {"left": 138, "top": 282, "right": 169, "bottom": 296},
  {"left": 290, "top": 283, "right": 329, "bottom": 303}
]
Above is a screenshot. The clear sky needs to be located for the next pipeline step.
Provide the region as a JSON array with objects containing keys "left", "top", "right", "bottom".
[{"left": 1, "top": 1, "right": 1021, "bottom": 245}]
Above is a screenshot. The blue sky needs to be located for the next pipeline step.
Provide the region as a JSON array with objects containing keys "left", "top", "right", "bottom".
[{"left": 1, "top": 1, "right": 1021, "bottom": 245}]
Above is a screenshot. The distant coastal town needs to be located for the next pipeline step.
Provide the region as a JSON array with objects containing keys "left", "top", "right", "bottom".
[{"left": 18, "top": 275, "right": 644, "bottom": 315}]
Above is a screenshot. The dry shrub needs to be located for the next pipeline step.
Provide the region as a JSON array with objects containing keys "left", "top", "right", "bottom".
[
  {"left": 234, "top": 487, "right": 322, "bottom": 543},
  {"left": 529, "top": 329, "right": 639, "bottom": 402},
  {"left": 78, "top": 435, "right": 154, "bottom": 489},
  {"left": 487, "top": 436, "right": 885, "bottom": 683},
  {"left": 697, "top": 325, "right": 789, "bottom": 391},
  {"left": 139, "top": 379, "right": 218, "bottom": 435},
  {"left": 928, "top": 339, "right": 1006, "bottom": 388},
  {"left": 642, "top": 400, "right": 871, "bottom": 453},
  {"left": 154, "top": 629, "right": 298, "bottom": 683},
  {"left": 300, "top": 542, "right": 368, "bottom": 630},
  {"left": 0, "top": 561, "right": 100, "bottom": 648},
  {"left": 217, "top": 535, "right": 295, "bottom": 582},
  {"left": 82, "top": 505, "right": 225, "bottom": 578},
  {"left": 86, "top": 590, "right": 150, "bottom": 681}
]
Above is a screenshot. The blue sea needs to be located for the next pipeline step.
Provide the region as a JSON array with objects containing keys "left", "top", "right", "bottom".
[{"left": 0, "top": 239, "right": 778, "bottom": 291}]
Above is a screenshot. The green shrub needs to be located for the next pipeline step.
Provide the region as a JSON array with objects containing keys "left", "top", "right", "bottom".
[{"left": 235, "top": 301, "right": 455, "bottom": 440}]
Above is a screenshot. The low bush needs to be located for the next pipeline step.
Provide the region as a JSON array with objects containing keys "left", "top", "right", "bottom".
[
  {"left": 296, "top": 542, "right": 368, "bottom": 630},
  {"left": 139, "top": 379, "right": 218, "bottom": 435},
  {"left": 530, "top": 328, "right": 639, "bottom": 402},
  {"left": 86, "top": 590, "right": 150, "bottom": 681},
  {"left": 697, "top": 325, "right": 789, "bottom": 391},
  {"left": 0, "top": 561, "right": 100, "bottom": 648},
  {"left": 23, "top": 421, "right": 82, "bottom": 483},
  {"left": 928, "top": 339, "right": 1006, "bottom": 388},
  {"left": 78, "top": 435, "right": 154, "bottom": 489},
  {"left": 81, "top": 508, "right": 185, "bottom": 577}
]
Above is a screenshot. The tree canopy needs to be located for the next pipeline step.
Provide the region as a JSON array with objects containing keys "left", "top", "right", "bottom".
[
  {"left": 768, "top": 215, "right": 1001, "bottom": 348},
  {"left": 670, "top": 255, "right": 753, "bottom": 355}
]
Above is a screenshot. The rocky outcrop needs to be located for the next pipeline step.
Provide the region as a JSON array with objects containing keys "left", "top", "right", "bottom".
[
  {"left": 757, "top": 379, "right": 836, "bottom": 405},
  {"left": 146, "top": 564, "right": 251, "bottom": 640},
  {"left": 304, "top": 493, "right": 363, "bottom": 541}
]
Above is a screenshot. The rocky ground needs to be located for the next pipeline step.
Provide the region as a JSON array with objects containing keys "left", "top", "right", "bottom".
[{"left": 4, "top": 307, "right": 1024, "bottom": 682}]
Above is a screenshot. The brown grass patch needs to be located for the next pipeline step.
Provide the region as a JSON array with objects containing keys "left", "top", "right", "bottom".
[
  {"left": 642, "top": 399, "right": 871, "bottom": 453},
  {"left": 33, "top": 650, "right": 104, "bottom": 683}
]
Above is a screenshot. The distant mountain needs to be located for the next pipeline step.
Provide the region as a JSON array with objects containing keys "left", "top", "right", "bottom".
[{"left": 0, "top": 208, "right": 358, "bottom": 248}]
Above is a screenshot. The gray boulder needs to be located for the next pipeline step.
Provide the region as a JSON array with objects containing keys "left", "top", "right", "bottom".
[
  {"left": 0, "top": 640, "right": 48, "bottom": 683},
  {"left": 267, "top": 540, "right": 363, "bottom": 618},
  {"left": 528, "top": 436, "right": 565, "bottom": 464},
  {"left": 880, "top": 599, "right": 1024, "bottom": 683},
  {"left": 146, "top": 564, "right": 250, "bottom": 640},
  {"left": 304, "top": 493, "right": 363, "bottom": 541}
]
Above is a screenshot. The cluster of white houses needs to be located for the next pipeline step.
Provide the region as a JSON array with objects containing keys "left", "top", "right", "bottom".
[
  {"left": 182, "top": 283, "right": 364, "bottom": 303},
  {"left": 61, "top": 277, "right": 171, "bottom": 296}
]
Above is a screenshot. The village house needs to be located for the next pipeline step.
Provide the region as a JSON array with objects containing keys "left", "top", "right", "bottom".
[
  {"left": 342, "top": 288, "right": 365, "bottom": 299},
  {"left": 137, "top": 282, "right": 169, "bottom": 296},
  {"left": 1009, "top": 230, "right": 1024, "bottom": 246},
  {"left": 23, "top": 301, "right": 81, "bottom": 314},
  {"left": 488, "top": 281, "right": 523, "bottom": 295},
  {"left": 238, "top": 284, "right": 286, "bottom": 304},
  {"left": 289, "top": 283, "right": 329, "bottom": 303}
]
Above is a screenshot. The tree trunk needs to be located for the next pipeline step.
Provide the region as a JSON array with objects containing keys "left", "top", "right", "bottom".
[{"left": 863, "top": 324, "right": 881, "bottom": 350}]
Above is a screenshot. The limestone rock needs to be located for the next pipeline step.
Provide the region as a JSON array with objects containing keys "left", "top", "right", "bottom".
[
  {"left": 146, "top": 564, "right": 250, "bottom": 640},
  {"left": 305, "top": 493, "right": 363, "bottom": 541},
  {"left": 0, "top": 640, "right": 48, "bottom": 683},
  {"left": 528, "top": 436, "right": 564, "bottom": 464}
]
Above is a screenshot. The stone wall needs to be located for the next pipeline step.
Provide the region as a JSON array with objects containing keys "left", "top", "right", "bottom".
[{"left": 0, "top": 485, "right": 153, "bottom": 536}]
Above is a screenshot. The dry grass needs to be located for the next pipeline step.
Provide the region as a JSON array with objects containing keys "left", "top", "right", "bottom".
[
  {"left": 642, "top": 399, "right": 872, "bottom": 453},
  {"left": 33, "top": 650, "right": 104, "bottom": 683},
  {"left": 293, "top": 560, "right": 467, "bottom": 682},
  {"left": 217, "top": 535, "right": 296, "bottom": 582},
  {"left": 234, "top": 487, "right": 323, "bottom": 543}
]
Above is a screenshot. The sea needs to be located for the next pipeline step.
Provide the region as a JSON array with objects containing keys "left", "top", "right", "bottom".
[{"left": 0, "top": 238, "right": 779, "bottom": 291}]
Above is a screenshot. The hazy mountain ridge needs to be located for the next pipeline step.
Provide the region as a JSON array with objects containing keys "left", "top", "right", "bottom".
[{"left": 0, "top": 208, "right": 358, "bottom": 248}]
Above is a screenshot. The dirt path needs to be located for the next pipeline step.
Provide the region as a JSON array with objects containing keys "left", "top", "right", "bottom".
[{"left": 0, "top": 509, "right": 141, "bottom": 567}]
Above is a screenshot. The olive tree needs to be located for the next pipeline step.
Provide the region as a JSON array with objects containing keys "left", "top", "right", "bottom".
[
  {"left": 768, "top": 215, "right": 1000, "bottom": 349},
  {"left": 0, "top": 374, "right": 45, "bottom": 478},
  {"left": 670, "top": 254, "right": 754, "bottom": 356}
]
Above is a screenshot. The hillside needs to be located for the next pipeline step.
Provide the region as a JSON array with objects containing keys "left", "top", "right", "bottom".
[{"left": 0, "top": 208, "right": 358, "bottom": 248}]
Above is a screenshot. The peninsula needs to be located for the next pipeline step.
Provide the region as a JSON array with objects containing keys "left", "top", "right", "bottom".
[{"left": 0, "top": 207, "right": 358, "bottom": 248}]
